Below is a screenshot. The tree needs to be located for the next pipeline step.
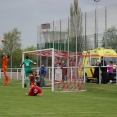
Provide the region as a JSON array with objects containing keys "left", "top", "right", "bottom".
[
  {"left": 2, "top": 28, "right": 21, "bottom": 53},
  {"left": 23, "top": 45, "right": 37, "bottom": 51},
  {"left": 102, "top": 26, "right": 117, "bottom": 50},
  {"left": 9, "top": 45, "right": 36, "bottom": 68},
  {"left": 23, "top": 45, "right": 37, "bottom": 63},
  {"left": 70, "top": 0, "right": 83, "bottom": 52},
  {"left": 2, "top": 28, "right": 21, "bottom": 68},
  {"left": 12, "top": 49, "right": 22, "bottom": 68}
]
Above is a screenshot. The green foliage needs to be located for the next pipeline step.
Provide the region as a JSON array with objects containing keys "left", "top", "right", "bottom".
[
  {"left": 0, "top": 79, "right": 117, "bottom": 117},
  {"left": 2, "top": 28, "right": 21, "bottom": 54},
  {"left": 69, "top": 37, "right": 83, "bottom": 52},
  {"left": 74, "top": 0, "right": 78, "bottom": 14},
  {"left": 22, "top": 45, "right": 37, "bottom": 65},
  {"left": 0, "top": 28, "right": 37, "bottom": 67},
  {"left": 12, "top": 49, "right": 22, "bottom": 68},
  {"left": 70, "top": 0, "right": 84, "bottom": 52},
  {"left": 102, "top": 26, "right": 117, "bottom": 50},
  {"left": 23, "top": 45, "right": 37, "bottom": 52},
  {"left": 1, "top": 28, "right": 22, "bottom": 68}
]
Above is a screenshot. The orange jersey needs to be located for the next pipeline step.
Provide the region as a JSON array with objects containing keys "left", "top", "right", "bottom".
[
  {"left": 2, "top": 56, "right": 9, "bottom": 73},
  {"left": 2, "top": 56, "right": 9, "bottom": 67}
]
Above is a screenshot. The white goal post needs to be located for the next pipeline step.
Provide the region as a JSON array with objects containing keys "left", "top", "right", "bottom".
[
  {"left": 21, "top": 48, "right": 55, "bottom": 91},
  {"left": 21, "top": 48, "right": 86, "bottom": 92}
]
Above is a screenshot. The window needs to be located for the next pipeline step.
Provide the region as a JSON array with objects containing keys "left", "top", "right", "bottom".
[{"left": 91, "top": 58, "right": 98, "bottom": 66}]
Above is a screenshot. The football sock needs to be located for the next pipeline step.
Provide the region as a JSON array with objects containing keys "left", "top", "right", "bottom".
[{"left": 26, "top": 77, "right": 29, "bottom": 87}]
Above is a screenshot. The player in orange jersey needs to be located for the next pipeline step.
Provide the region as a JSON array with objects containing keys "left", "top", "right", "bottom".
[{"left": 2, "top": 53, "right": 10, "bottom": 85}]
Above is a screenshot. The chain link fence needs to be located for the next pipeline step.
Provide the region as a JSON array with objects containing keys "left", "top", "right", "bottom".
[{"left": 37, "top": 4, "right": 117, "bottom": 52}]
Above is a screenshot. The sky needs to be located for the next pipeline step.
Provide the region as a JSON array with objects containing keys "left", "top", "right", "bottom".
[{"left": 0, "top": 0, "right": 117, "bottom": 49}]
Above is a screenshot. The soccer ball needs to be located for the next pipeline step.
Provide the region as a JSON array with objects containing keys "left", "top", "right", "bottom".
[{"left": 1, "top": 38, "right": 5, "bottom": 42}]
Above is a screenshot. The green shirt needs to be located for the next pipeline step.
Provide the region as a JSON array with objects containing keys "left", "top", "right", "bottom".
[{"left": 22, "top": 59, "right": 36, "bottom": 69}]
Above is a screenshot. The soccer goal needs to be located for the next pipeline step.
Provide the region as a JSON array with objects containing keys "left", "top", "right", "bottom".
[{"left": 21, "top": 48, "right": 86, "bottom": 92}]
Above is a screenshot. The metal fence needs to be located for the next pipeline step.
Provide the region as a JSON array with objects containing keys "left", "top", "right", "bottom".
[
  {"left": 0, "top": 68, "right": 22, "bottom": 80},
  {"left": 0, "top": 66, "right": 117, "bottom": 84},
  {"left": 0, "top": 67, "right": 81, "bottom": 82},
  {"left": 37, "top": 4, "right": 117, "bottom": 51}
]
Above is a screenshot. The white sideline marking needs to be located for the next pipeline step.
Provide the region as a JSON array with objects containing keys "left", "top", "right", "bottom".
[
  {"left": 0, "top": 112, "right": 117, "bottom": 116},
  {"left": 60, "top": 90, "right": 86, "bottom": 92},
  {"left": 62, "top": 93, "right": 117, "bottom": 101}
]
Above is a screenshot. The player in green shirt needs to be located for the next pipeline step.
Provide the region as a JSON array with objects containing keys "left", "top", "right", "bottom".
[{"left": 20, "top": 56, "right": 36, "bottom": 87}]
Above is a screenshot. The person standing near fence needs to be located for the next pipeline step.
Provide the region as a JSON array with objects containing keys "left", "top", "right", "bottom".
[
  {"left": 39, "top": 64, "right": 47, "bottom": 87},
  {"left": 107, "top": 60, "right": 113, "bottom": 83},
  {"left": 20, "top": 56, "right": 36, "bottom": 87},
  {"left": 93, "top": 60, "right": 100, "bottom": 84},
  {"left": 61, "top": 60, "right": 67, "bottom": 82},
  {"left": 99, "top": 56, "right": 107, "bottom": 84},
  {"left": 2, "top": 53, "right": 10, "bottom": 85},
  {"left": 54, "top": 61, "right": 58, "bottom": 81}
]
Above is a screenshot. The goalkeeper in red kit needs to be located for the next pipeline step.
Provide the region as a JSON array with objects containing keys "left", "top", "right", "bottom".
[{"left": 26, "top": 85, "right": 43, "bottom": 96}]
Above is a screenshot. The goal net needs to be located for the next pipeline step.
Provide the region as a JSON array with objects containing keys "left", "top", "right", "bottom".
[{"left": 21, "top": 48, "right": 86, "bottom": 92}]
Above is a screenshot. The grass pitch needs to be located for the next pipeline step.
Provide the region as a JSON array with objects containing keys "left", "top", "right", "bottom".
[{"left": 0, "top": 79, "right": 117, "bottom": 117}]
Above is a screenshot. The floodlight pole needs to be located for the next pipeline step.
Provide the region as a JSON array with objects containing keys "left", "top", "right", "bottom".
[
  {"left": 52, "top": 48, "right": 54, "bottom": 92},
  {"left": 94, "top": 0, "right": 100, "bottom": 48},
  {"left": 53, "top": 21, "right": 55, "bottom": 49},
  {"left": 104, "top": 7, "right": 107, "bottom": 48},
  {"left": 11, "top": 53, "right": 12, "bottom": 79},
  {"left": 55, "top": 13, "right": 59, "bottom": 50},
  {"left": 22, "top": 53, "right": 24, "bottom": 88},
  {"left": 9, "top": 51, "right": 12, "bottom": 79},
  {"left": 73, "top": 11, "right": 78, "bottom": 67}
]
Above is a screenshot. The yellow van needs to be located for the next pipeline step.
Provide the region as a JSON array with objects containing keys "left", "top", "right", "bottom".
[{"left": 81, "top": 47, "right": 117, "bottom": 82}]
